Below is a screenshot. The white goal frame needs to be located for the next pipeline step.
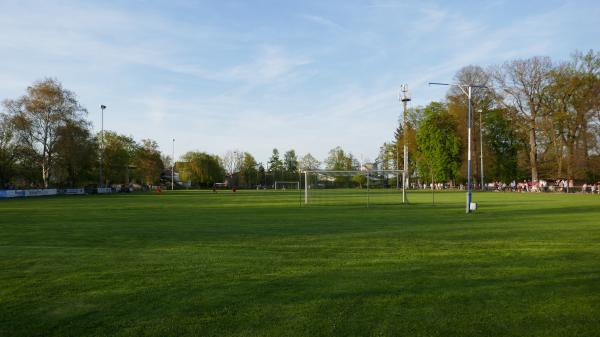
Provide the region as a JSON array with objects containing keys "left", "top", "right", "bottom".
[
  {"left": 274, "top": 181, "right": 300, "bottom": 190},
  {"left": 302, "top": 169, "right": 406, "bottom": 206}
]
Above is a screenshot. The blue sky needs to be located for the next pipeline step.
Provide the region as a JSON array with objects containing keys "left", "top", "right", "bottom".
[{"left": 1, "top": 0, "right": 599, "bottom": 164}]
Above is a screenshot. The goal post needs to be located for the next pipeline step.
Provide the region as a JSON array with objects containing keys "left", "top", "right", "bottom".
[
  {"left": 302, "top": 169, "right": 406, "bottom": 206},
  {"left": 274, "top": 181, "right": 300, "bottom": 190}
]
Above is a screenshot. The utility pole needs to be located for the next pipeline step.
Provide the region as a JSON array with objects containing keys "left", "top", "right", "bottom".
[
  {"left": 171, "top": 138, "right": 175, "bottom": 190},
  {"left": 99, "top": 105, "right": 106, "bottom": 188},
  {"left": 400, "top": 84, "right": 411, "bottom": 204},
  {"left": 479, "top": 110, "right": 484, "bottom": 191},
  {"left": 429, "top": 82, "right": 487, "bottom": 213}
]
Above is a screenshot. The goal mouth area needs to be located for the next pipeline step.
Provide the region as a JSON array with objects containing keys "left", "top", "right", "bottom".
[
  {"left": 302, "top": 169, "right": 408, "bottom": 206},
  {"left": 302, "top": 169, "right": 405, "bottom": 176},
  {"left": 274, "top": 181, "right": 301, "bottom": 189}
]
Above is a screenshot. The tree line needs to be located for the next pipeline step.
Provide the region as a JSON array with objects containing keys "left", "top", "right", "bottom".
[
  {"left": 0, "top": 79, "right": 362, "bottom": 189},
  {"left": 1, "top": 50, "right": 598, "bottom": 190},
  {"left": 383, "top": 50, "right": 600, "bottom": 186},
  {"left": 0, "top": 79, "right": 165, "bottom": 189}
]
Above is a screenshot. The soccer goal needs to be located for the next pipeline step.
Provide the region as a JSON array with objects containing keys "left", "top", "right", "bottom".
[
  {"left": 212, "top": 182, "right": 228, "bottom": 191},
  {"left": 302, "top": 169, "right": 406, "bottom": 207},
  {"left": 274, "top": 181, "right": 300, "bottom": 190}
]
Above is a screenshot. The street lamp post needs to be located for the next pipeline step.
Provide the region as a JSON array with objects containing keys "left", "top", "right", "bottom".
[
  {"left": 99, "top": 105, "right": 106, "bottom": 188},
  {"left": 429, "top": 82, "right": 487, "bottom": 213},
  {"left": 479, "top": 109, "right": 484, "bottom": 191},
  {"left": 171, "top": 138, "right": 175, "bottom": 190},
  {"left": 399, "top": 85, "right": 411, "bottom": 204}
]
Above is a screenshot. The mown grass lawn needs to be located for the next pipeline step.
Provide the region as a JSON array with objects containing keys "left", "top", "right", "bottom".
[{"left": 1, "top": 190, "right": 599, "bottom": 337}]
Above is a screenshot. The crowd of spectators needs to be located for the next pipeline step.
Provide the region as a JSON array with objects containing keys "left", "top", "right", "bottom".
[
  {"left": 484, "top": 179, "right": 599, "bottom": 193},
  {"left": 413, "top": 179, "right": 600, "bottom": 193}
]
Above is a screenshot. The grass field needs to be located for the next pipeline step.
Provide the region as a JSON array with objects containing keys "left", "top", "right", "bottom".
[{"left": 1, "top": 190, "right": 599, "bottom": 337}]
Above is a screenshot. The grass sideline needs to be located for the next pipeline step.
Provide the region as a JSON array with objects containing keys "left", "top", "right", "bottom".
[{"left": 1, "top": 190, "right": 599, "bottom": 337}]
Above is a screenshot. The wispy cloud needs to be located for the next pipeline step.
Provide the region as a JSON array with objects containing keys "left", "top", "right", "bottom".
[
  {"left": 225, "top": 46, "right": 313, "bottom": 87},
  {"left": 301, "top": 14, "right": 343, "bottom": 30},
  {"left": 366, "top": 0, "right": 409, "bottom": 9}
]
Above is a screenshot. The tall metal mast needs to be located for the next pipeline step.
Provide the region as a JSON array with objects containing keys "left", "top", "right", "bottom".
[{"left": 400, "top": 85, "right": 411, "bottom": 204}]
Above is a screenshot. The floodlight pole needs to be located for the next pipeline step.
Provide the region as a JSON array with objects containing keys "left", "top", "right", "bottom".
[
  {"left": 99, "top": 105, "right": 106, "bottom": 188},
  {"left": 429, "top": 82, "right": 486, "bottom": 213},
  {"left": 400, "top": 84, "right": 411, "bottom": 204},
  {"left": 479, "top": 110, "right": 484, "bottom": 191},
  {"left": 171, "top": 138, "right": 175, "bottom": 190},
  {"left": 304, "top": 171, "right": 308, "bottom": 204}
]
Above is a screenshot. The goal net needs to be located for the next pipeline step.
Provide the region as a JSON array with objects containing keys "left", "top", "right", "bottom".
[
  {"left": 274, "top": 181, "right": 300, "bottom": 190},
  {"left": 302, "top": 170, "right": 406, "bottom": 206},
  {"left": 213, "top": 182, "right": 228, "bottom": 191}
]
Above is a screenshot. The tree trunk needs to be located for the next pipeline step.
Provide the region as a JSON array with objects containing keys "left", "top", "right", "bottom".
[
  {"left": 566, "top": 139, "right": 575, "bottom": 180},
  {"left": 582, "top": 123, "right": 590, "bottom": 170},
  {"left": 528, "top": 118, "right": 538, "bottom": 182},
  {"left": 42, "top": 163, "right": 49, "bottom": 188},
  {"left": 556, "top": 134, "right": 563, "bottom": 178}
]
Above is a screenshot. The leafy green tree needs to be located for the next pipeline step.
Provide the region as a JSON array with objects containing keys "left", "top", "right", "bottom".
[
  {"left": 179, "top": 151, "right": 224, "bottom": 187},
  {"left": 352, "top": 174, "right": 366, "bottom": 188},
  {"left": 299, "top": 153, "right": 320, "bottom": 171},
  {"left": 416, "top": 102, "right": 462, "bottom": 183},
  {"left": 493, "top": 57, "right": 552, "bottom": 182},
  {"left": 325, "top": 146, "right": 357, "bottom": 170},
  {"left": 447, "top": 65, "right": 495, "bottom": 183},
  {"left": 133, "top": 139, "right": 164, "bottom": 185},
  {"left": 545, "top": 50, "right": 600, "bottom": 180},
  {"left": 3, "top": 78, "right": 87, "bottom": 187},
  {"left": 239, "top": 152, "right": 258, "bottom": 187},
  {"left": 102, "top": 131, "right": 138, "bottom": 185},
  {"left": 268, "top": 148, "right": 283, "bottom": 171},
  {"left": 257, "top": 163, "right": 266, "bottom": 187},
  {"left": 283, "top": 149, "right": 299, "bottom": 173},
  {"left": 325, "top": 146, "right": 358, "bottom": 186},
  {"left": 268, "top": 148, "right": 283, "bottom": 182},
  {"left": 377, "top": 142, "right": 396, "bottom": 170},
  {"left": 394, "top": 119, "right": 418, "bottom": 175},
  {"left": 484, "top": 108, "right": 522, "bottom": 182},
  {"left": 54, "top": 120, "right": 98, "bottom": 187},
  {"left": 0, "top": 113, "right": 18, "bottom": 187}
]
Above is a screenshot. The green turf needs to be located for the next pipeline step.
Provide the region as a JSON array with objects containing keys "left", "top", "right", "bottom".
[{"left": 1, "top": 190, "right": 599, "bottom": 337}]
